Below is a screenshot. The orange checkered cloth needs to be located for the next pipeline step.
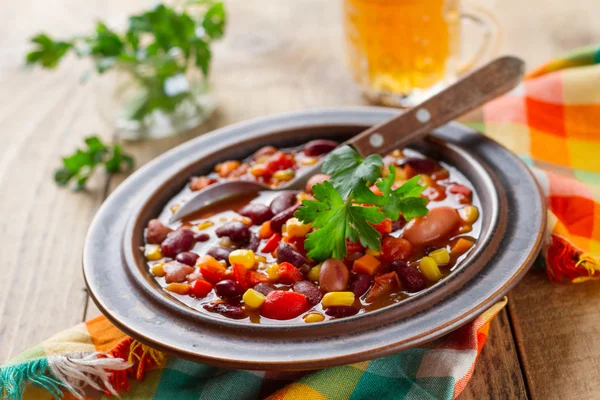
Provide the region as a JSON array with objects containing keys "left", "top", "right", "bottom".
[{"left": 469, "top": 44, "right": 600, "bottom": 282}]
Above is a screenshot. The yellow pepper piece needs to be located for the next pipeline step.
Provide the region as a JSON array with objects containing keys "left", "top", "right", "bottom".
[
  {"left": 303, "top": 313, "right": 325, "bottom": 323},
  {"left": 460, "top": 205, "right": 479, "bottom": 224},
  {"left": 308, "top": 263, "right": 322, "bottom": 282},
  {"left": 266, "top": 264, "right": 279, "bottom": 281},
  {"left": 165, "top": 283, "right": 190, "bottom": 295},
  {"left": 419, "top": 256, "right": 442, "bottom": 282},
  {"left": 285, "top": 218, "right": 312, "bottom": 238},
  {"left": 243, "top": 289, "right": 266, "bottom": 309},
  {"left": 322, "top": 292, "right": 355, "bottom": 308},
  {"left": 196, "top": 221, "right": 214, "bottom": 230},
  {"left": 229, "top": 249, "right": 256, "bottom": 270},
  {"left": 151, "top": 263, "right": 166, "bottom": 277},
  {"left": 273, "top": 169, "right": 295, "bottom": 181},
  {"left": 429, "top": 248, "right": 450, "bottom": 266},
  {"left": 144, "top": 244, "right": 163, "bottom": 261}
]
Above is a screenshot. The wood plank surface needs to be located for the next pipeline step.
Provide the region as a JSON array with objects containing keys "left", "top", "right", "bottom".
[{"left": 2, "top": 0, "right": 600, "bottom": 398}]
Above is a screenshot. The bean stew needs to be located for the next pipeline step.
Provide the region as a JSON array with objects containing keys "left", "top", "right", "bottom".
[{"left": 143, "top": 140, "right": 480, "bottom": 324}]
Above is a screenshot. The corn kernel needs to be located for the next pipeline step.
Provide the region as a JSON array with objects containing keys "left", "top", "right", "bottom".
[
  {"left": 285, "top": 218, "right": 312, "bottom": 238},
  {"left": 419, "top": 175, "right": 432, "bottom": 187},
  {"left": 196, "top": 221, "right": 214, "bottom": 230},
  {"left": 243, "top": 289, "right": 266, "bottom": 309},
  {"left": 273, "top": 169, "right": 295, "bottom": 181},
  {"left": 391, "top": 149, "right": 404, "bottom": 158},
  {"left": 429, "top": 248, "right": 450, "bottom": 266},
  {"left": 267, "top": 264, "right": 279, "bottom": 280},
  {"left": 151, "top": 263, "right": 166, "bottom": 277},
  {"left": 255, "top": 255, "right": 267, "bottom": 263},
  {"left": 308, "top": 263, "right": 322, "bottom": 282},
  {"left": 300, "top": 157, "right": 318, "bottom": 166},
  {"left": 322, "top": 292, "right": 355, "bottom": 308},
  {"left": 144, "top": 244, "right": 163, "bottom": 261},
  {"left": 366, "top": 248, "right": 381, "bottom": 257},
  {"left": 419, "top": 257, "right": 442, "bottom": 282},
  {"left": 458, "top": 225, "right": 472, "bottom": 234},
  {"left": 460, "top": 206, "right": 479, "bottom": 224},
  {"left": 229, "top": 249, "right": 256, "bottom": 269},
  {"left": 170, "top": 204, "right": 180, "bottom": 213},
  {"left": 303, "top": 313, "right": 325, "bottom": 323},
  {"left": 165, "top": 283, "right": 190, "bottom": 295}
]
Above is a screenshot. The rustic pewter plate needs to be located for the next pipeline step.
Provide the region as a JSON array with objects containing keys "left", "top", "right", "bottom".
[{"left": 83, "top": 107, "right": 546, "bottom": 370}]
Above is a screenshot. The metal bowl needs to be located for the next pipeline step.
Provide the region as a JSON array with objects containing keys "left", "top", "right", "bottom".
[{"left": 84, "top": 107, "right": 545, "bottom": 370}]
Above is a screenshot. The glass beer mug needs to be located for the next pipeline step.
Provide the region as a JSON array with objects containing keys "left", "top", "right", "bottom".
[{"left": 343, "top": 0, "right": 499, "bottom": 107}]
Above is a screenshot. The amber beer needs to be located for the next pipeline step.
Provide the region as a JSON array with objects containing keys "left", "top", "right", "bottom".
[{"left": 343, "top": 0, "right": 494, "bottom": 107}]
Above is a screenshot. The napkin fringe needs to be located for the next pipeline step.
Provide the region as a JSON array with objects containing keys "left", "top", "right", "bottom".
[
  {"left": 546, "top": 235, "right": 600, "bottom": 282},
  {"left": 0, "top": 352, "right": 129, "bottom": 400},
  {"left": 104, "top": 337, "right": 167, "bottom": 395}
]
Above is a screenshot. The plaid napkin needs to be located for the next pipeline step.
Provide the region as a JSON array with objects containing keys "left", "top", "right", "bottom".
[{"left": 2, "top": 45, "right": 600, "bottom": 400}]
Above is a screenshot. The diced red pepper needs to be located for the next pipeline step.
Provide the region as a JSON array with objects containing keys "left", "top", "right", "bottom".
[
  {"left": 264, "top": 152, "right": 295, "bottom": 175},
  {"left": 233, "top": 264, "right": 249, "bottom": 290},
  {"left": 199, "top": 256, "right": 227, "bottom": 284},
  {"left": 190, "top": 280, "right": 213, "bottom": 298},
  {"left": 346, "top": 239, "right": 365, "bottom": 254},
  {"left": 277, "top": 262, "right": 303, "bottom": 284},
  {"left": 372, "top": 219, "right": 392, "bottom": 234},
  {"left": 260, "top": 290, "right": 308, "bottom": 320},
  {"left": 381, "top": 236, "right": 413, "bottom": 262},
  {"left": 247, "top": 270, "right": 270, "bottom": 286},
  {"left": 287, "top": 236, "right": 306, "bottom": 255},
  {"left": 261, "top": 233, "right": 282, "bottom": 253}
]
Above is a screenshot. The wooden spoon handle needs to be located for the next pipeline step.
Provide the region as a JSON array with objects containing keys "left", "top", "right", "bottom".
[{"left": 347, "top": 56, "right": 525, "bottom": 158}]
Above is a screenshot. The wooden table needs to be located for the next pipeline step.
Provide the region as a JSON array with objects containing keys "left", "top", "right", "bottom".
[{"left": 1, "top": 0, "right": 600, "bottom": 398}]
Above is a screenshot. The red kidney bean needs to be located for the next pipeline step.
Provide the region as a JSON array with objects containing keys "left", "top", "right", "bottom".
[
  {"left": 303, "top": 140, "right": 338, "bottom": 156},
  {"left": 403, "top": 157, "right": 438, "bottom": 174},
  {"left": 350, "top": 274, "right": 373, "bottom": 298},
  {"left": 215, "top": 221, "right": 251, "bottom": 242},
  {"left": 305, "top": 174, "right": 330, "bottom": 194},
  {"left": 215, "top": 279, "right": 244, "bottom": 298},
  {"left": 163, "top": 262, "right": 195, "bottom": 283},
  {"left": 391, "top": 217, "right": 407, "bottom": 232},
  {"left": 276, "top": 242, "right": 306, "bottom": 268},
  {"left": 238, "top": 203, "right": 273, "bottom": 225},
  {"left": 325, "top": 306, "right": 358, "bottom": 318},
  {"left": 207, "top": 247, "right": 232, "bottom": 265},
  {"left": 161, "top": 229, "right": 195, "bottom": 258},
  {"left": 252, "top": 146, "right": 277, "bottom": 161},
  {"left": 319, "top": 259, "right": 350, "bottom": 292},
  {"left": 402, "top": 206, "right": 460, "bottom": 246},
  {"left": 146, "top": 219, "right": 173, "bottom": 244},
  {"left": 270, "top": 192, "right": 297, "bottom": 215},
  {"left": 176, "top": 252, "right": 199, "bottom": 266},
  {"left": 292, "top": 281, "right": 322, "bottom": 306},
  {"left": 243, "top": 233, "right": 260, "bottom": 252},
  {"left": 203, "top": 302, "right": 246, "bottom": 319},
  {"left": 194, "top": 233, "right": 210, "bottom": 242},
  {"left": 253, "top": 283, "right": 275, "bottom": 296},
  {"left": 391, "top": 261, "right": 428, "bottom": 292},
  {"left": 270, "top": 203, "right": 300, "bottom": 232}
]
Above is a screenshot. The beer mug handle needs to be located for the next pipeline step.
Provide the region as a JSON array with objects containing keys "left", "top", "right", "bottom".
[{"left": 458, "top": 6, "right": 501, "bottom": 74}]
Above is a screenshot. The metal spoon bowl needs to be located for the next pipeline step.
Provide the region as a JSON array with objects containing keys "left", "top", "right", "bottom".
[{"left": 171, "top": 56, "right": 524, "bottom": 222}]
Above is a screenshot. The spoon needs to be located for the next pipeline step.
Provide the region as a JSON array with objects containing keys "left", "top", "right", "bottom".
[{"left": 171, "top": 56, "right": 524, "bottom": 222}]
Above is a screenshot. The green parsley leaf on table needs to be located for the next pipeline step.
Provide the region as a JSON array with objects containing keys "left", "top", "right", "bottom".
[
  {"left": 54, "top": 136, "right": 134, "bottom": 191},
  {"left": 295, "top": 181, "right": 384, "bottom": 261}
]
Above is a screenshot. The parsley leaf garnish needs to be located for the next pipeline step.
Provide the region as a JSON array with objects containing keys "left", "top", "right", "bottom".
[
  {"left": 54, "top": 136, "right": 134, "bottom": 191},
  {"left": 296, "top": 146, "right": 429, "bottom": 261}
]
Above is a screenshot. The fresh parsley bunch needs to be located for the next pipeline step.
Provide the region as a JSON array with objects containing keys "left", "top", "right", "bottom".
[
  {"left": 55, "top": 136, "right": 134, "bottom": 191},
  {"left": 26, "top": 1, "right": 225, "bottom": 122},
  {"left": 295, "top": 145, "right": 429, "bottom": 261}
]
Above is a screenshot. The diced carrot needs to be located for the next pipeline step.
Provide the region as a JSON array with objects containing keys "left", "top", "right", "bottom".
[
  {"left": 247, "top": 271, "right": 270, "bottom": 286},
  {"left": 353, "top": 254, "right": 382, "bottom": 275},
  {"left": 451, "top": 238, "right": 474, "bottom": 256},
  {"left": 259, "top": 221, "right": 274, "bottom": 239},
  {"left": 198, "top": 256, "right": 227, "bottom": 284},
  {"left": 372, "top": 219, "right": 392, "bottom": 234}
]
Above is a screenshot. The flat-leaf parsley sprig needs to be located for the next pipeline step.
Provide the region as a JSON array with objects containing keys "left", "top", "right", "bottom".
[{"left": 295, "top": 145, "right": 429, "bottom": 261}]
